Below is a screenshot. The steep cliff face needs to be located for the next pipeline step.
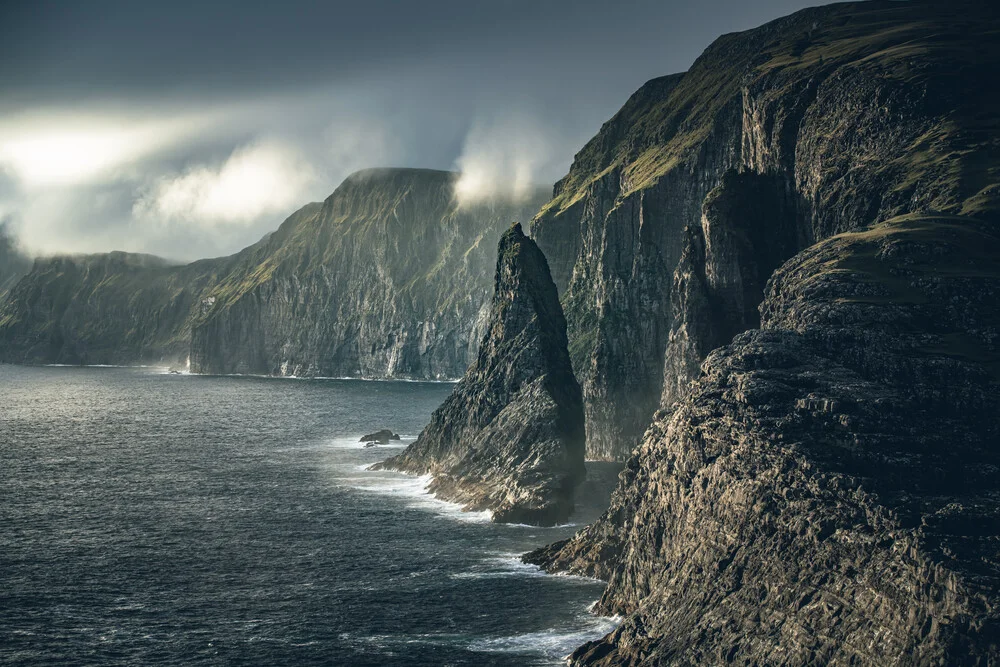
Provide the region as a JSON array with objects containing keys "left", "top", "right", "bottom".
[
  {"left": 0, "top": 251, "right": 232, "bottom": 366},
  {"left": 373, "top": 224, "right": 586, "bottom": 526},
  {"left": 0, "top": 169, "right": 547, "bottom": 376},
  {"left": 528, "top": 215, "right": 1000, "bottom": 664},
  {"left": 532, "top": 0, "right": 1000, "bottom": 460},
  {"left": 190, "top": 169, "right": 549, "bottom": 379}
]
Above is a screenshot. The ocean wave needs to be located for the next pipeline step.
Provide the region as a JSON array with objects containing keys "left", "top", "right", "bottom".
[
  {"left": 172, "top": 371, "right": 459, "bottom": 383},
  {"left": 326, "top": 435, "right": 414, "bottom": 450},
  {"left": 44, "top": 363, "right": 170, "bottom": 370},
  {"left": 452, "top": 555, "right": 606, "bottom": 584},
  {"left": 469, "top": 609, "right": 621, "bottom": 660},
  {"left": 341, "top": 471, "right": 493, "bottom": 524}
]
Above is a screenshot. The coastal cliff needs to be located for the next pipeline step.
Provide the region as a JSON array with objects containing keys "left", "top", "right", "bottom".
[
  {"left": 0, "top": 169, "right": 548, "bottom": 377},
  {"left": 518, "top": 0, "right": 1000, "bottom": 662},
  {"left": 531, "top": 0, "right": 1000, "bottom": 460},
  {"left": 528, "top": 214, "right": 1000, "bottom": 664},
  {"left": 373, "top": 223, "right": 586, "bottom": 526},
  {"left": 190, "top": 169, "right": 549, "bottom": 379},
  {"left": 0, "top": 223, "right": 31, "bottom": 304},
  {"left": 0, "top": 251, "right": 232, "bottom": 366}
]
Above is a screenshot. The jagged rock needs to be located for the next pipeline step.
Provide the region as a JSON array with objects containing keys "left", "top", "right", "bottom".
[
  {"left": 532, "top": 0, "right": 1000, "bottom": 459},
  {"left": 527, "top": 215, "right": 1000, "bottom": 664},
  {"left": 372, "top": 223, "right": 586, "bottom": 526},
  {"left": 360, "top": 429, "right": 399, "bottom": 444}
]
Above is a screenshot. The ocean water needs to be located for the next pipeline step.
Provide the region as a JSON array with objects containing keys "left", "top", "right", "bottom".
[{"left": 0, "top": 365, "right": 618, "bottom": 666}]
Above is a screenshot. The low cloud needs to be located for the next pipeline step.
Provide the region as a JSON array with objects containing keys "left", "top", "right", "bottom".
[
  {"left": 0, "top": 111, "right": 218, "bottom": 189},
  {"left": 452, "top": 111, "right": 558, "bottom": 207},
  {"left": 134, "top": 139, "right": 317, "bottom": 228}
]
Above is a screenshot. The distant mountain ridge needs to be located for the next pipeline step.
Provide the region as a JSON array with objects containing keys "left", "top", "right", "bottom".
[
  {"left": 0, "top": 168, "right": 549, "bottom": 376},
  {"left": 189, "top": 169, "right": 550, "bottom": 378}
]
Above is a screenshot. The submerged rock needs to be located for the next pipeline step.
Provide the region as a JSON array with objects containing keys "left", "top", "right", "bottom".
[
  {"left": 372, "top": 223, "right": 586, "bottom": 526},
  {"left": 360, "top": 429, "right": 400, "bottom": 444}
]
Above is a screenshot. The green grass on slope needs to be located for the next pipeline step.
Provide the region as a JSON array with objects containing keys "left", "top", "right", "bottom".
[{"left": 540, "top": 2, "right": 1000, "bottom": 220}]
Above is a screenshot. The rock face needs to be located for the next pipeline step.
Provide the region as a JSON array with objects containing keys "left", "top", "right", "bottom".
[
  {"left": 0, "top": 168, "right": 548, "bottom": 377},
  {"left": 531, "top": 0, "right": 1000, "bottom": 460},
  {"left": 527, "top": 215, "right": 1000, "bottom": 664},
  {"left": 360, "top": 429, "right": 400, "bottom": 444},
  {"left": 373, "top": 224, "right": 586, "bottom": 526},
  {"left": 0, "top": 251, "right": 233, "bottom": 366},
  {"left": 190, "top": 169, "right": 549, "bottom": 379}
]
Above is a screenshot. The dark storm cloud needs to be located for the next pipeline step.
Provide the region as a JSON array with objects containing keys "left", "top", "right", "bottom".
[{"left": 0, "top": 0, "right": 823, "bottom": 260}]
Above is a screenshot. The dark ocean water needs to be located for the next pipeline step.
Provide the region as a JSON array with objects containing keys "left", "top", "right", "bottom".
[{"left": 0, "top": 365, "right": 618, "bottom": 666}]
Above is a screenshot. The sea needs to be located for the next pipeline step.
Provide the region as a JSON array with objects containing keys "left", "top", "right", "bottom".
[{"left": 0, "top": 365, "right": 619, "bottom": 666}]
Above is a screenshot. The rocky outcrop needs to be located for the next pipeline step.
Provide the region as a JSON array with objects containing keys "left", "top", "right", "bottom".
[
  {"left": 373, "top": 223, "right": 586, "bottom": 526},
  {"left": 527, "top": 215, "right": 1000, "bottom": 664},
  {"left": 360, "top": 429, "right": 400, "bottom": 444},
  {"left": 190, "top": 169, "right": 549, "bottom": 379},
  {"left": 661, "top": 170, "right": 800, "bottom": 408},
  {"left": 531, "top": 0, "right": 1000, "bottom": 459}
]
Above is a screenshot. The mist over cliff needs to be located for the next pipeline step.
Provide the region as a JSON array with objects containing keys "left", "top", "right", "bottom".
[
  {"left": 0, "top": 221, "right": 31, "bottom": 302},
  {"left": 0, "top": 169, "right": 549, "bottom": 375}
]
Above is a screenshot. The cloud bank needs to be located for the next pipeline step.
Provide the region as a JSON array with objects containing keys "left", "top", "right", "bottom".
[
  {"left": 134, "top": 140, "right": 317, "bottom": 228},
  {"left": 453, "top": 112, "right": 556, "bottom": 207}
]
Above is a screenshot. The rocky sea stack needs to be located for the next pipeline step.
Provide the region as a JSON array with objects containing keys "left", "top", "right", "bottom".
[{"left": 373, "top": 223, "right": 586, "bottom": 526}]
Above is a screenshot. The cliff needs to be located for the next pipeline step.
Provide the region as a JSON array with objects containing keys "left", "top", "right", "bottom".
[
  {"left": 0, "top": 169, "right": 548, "bottom": 377},
  {"left": 373, "top": 223, "right": 586, "bottom": 526},
  {"left": 0, "top": 251, "right": 232, "bottom": 366},
  {"left": 190, "top": 169, "right": 549, "bottom": 379},
  {"left": 517, "top": 0, "right": 1000, "bottom": 661},
  {"left": 531, "top": 0, "right": 1000, "bottom": 460},
  {"left": 527, "top": 214, "right": 1000, "bottom": 664}
]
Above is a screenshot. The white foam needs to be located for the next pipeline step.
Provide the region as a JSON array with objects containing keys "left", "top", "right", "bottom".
[
  {"left": 451, "top": 555, "right": 549, "bottom": 580},
  {"left": 180, "top": 372, "right": 459, "bottom": 383},
  {"left": 343, "top": 470, "right": 492, "bottom": 523},
  {"left": 44, "top": 363, "right": 170, "bottom": 370},
  {"left": 452, "top": 554, "right": 606, "bottom": 583},
  {"left": 469, "top": 610, "right": 621, "bottom": 659},
  {"left": 327, "top": 435, "right": 415, "bottom": 450}
]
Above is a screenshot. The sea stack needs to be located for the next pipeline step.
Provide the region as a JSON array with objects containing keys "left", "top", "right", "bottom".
[{"left": 373, "top": 223, "right": 586, "bottom": 526}]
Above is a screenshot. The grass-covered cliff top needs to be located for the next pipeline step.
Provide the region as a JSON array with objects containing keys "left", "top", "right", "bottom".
[{"left": 539, "top": 0, "right": 1000, "bottom": 221}]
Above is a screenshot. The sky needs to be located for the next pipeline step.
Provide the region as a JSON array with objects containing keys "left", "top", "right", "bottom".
[{"left": 0, "top": 0, "right": 822, "bottom": 262}]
